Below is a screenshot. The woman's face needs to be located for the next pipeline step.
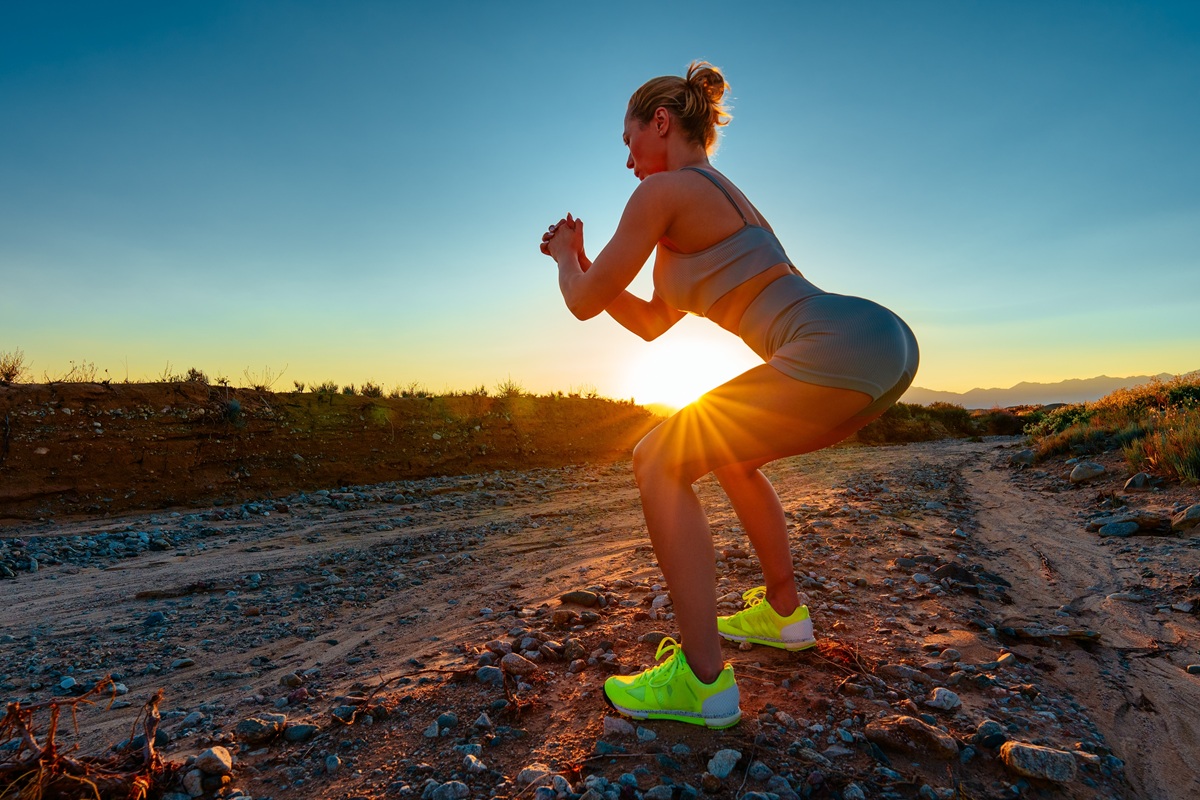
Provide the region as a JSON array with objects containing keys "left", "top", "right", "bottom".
[{"left": 623, "top": 112, "right": 665, "bottom": 181}]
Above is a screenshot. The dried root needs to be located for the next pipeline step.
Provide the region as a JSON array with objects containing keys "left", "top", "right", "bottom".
[{"left": 0, "top": 680, "right": 181, "bottom": 800}]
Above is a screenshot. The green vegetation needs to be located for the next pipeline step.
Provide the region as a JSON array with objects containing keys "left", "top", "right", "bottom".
[
  {"left": 1023, "top": 374, "right": 1200, "bottom": 483},
  {"left": 851, "top": 402, "right": 1038, "bottom": 445}
]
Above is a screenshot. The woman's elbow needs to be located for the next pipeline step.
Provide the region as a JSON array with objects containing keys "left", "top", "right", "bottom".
[{"left": 567, "top": 299, "right": 604, "bottom": 321}]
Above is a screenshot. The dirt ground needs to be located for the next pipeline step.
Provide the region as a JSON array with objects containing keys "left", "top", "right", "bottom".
[{"left": 2, "top": 400, "right": 1200, "bottom": 798}]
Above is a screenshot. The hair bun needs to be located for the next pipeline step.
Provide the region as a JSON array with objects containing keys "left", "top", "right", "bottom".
[{"left": 687, "top": 61, "right": 726, "bottom": 103}]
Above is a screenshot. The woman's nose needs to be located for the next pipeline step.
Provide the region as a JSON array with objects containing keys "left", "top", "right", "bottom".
[{"left": 626, "top": 154, "right": 634, "bottom": 170}]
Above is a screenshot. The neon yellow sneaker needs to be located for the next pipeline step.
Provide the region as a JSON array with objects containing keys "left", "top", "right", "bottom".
[
  {"left": 603, "top": 638, "right": 741, "bottom": 728},
  {"left": 718, "top": 586, "right": 816, "bottom": 650}
]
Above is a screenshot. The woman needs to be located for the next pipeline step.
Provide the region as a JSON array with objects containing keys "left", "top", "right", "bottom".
[{"left": 541, "top": 62, "right": 918, "bottom": 728}]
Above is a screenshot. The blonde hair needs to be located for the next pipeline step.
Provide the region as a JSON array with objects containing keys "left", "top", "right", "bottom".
[{"left": 628, "top": 61, "right": 731, "bottom": 154}]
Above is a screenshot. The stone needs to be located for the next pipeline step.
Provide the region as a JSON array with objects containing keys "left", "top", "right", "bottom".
[
  {"left": 464, "top": 754, "right": 487, "bottom": 774},
  {"left": 1172, "top": 504, "right": 1200, "bottom": 532},
  {"left": 501, "top": 653, "right": 538, "bottom": 676},
  {"left": 926, "top": 687, "right": 962, "bottom": 710},
  {"left": 843, "top": 784, "right": 867, "bottom": 800},
  {"left": 1009, "top": 449, "right": 1036, "bottom": 467},
  {"left": 747, "top": 760, "right": 773, "bottom": 781},
  {"left": 194, "top": 746, "right": 233, "bottom": 776},
  {"left": 517, "top": 763, "right": 552, "bottom": 787},
  {"left": 234, "top": 713, "right": 286, "bottom": 744},
  {"left": 1069, "top": 461, "right": 1105, "bottom": 484},
  {"left": 325, "top": 754, "right": 341, "bottom": 774},
  {"left": 864, "top": 715, "right": 958, "bottom": 760},
  {"left": 1123, "top": 472, "right": 1152, "bottom": 491},
  {"left": 476, "top": 665, "right": 504, "bottom": 686},
  {"left": 1099, "top": 521, "right": 1140, "bottom": 537},
  {"left": 707, "top": 748, "right": 741, "bottom": 779},
  {"left": 974, "top": 719, "right": 1008, "bottom": 748},
  {"left": 877, "top": 663, "right": 934, "bottom": 685},
  {"left": 432, "top": 781, "right": 470, "bottom": 800},
  {"left": 283, "top": 723, "right": 317, "bottom": 742},
  {"left": 560, "top": 590, "right": 600, "bottom": 607},
  {"left": 603, "top": 715, "right": 635, "bottom": 736},
  {"left": 999, "top": 741, "right": 1078, "bottom": 783},
  {"left": 182, "top": 768, "right": 205, "bottom": 797}
]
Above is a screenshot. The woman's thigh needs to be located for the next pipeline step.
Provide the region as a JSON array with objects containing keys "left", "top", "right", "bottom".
[{"left": 634, "top": 364, "right": 878, "bottom": 483}]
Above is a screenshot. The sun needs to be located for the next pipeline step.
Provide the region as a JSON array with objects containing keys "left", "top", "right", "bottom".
[{"left": 620, "top": 329, "right": 761, "bottom": 412}]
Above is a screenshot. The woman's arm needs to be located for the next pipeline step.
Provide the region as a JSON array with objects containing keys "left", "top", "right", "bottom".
[
  {"left": 567, "top": 248, "right": 683, "bottom": 340},
  {"left": 549, "top": 176, "right": 673, "bottom": 321}
]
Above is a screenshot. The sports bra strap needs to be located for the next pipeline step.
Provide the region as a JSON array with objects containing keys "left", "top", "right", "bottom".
[{"left": 681, "top": 167, "right": 748, "bottom": 224}]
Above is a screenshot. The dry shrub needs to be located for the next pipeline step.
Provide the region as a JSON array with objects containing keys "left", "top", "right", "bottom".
[
  {"left": 1123, "top": 408, "right": 1200, "bottom": 484},
  {"left": 0, "top": 349, "right": 28, "bottom": 383}
]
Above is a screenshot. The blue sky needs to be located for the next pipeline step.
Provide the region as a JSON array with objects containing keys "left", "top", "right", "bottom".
[{"left": 2, "top": 1, "right": 1197, "bottom": 406}]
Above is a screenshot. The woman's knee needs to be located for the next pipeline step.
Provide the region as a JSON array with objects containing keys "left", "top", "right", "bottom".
[{"left": 632, "top": 431, "right": 697, "bottom": 486}]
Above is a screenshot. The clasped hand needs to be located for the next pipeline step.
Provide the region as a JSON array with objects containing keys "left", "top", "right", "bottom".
[{"left": 540, "top": 213, "right": 584, "bottom": 262}]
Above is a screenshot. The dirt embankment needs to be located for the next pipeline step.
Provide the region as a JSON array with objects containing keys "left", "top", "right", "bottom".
[{"left": 0, "top": 383, "right": 659, "bottom": 521}]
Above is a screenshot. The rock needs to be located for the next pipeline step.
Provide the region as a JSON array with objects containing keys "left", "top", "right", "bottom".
[
  {"left": 234, "top": 713, "right": 286, "bottom": 744},
  {"left": 501, "top": 653, "right": 538, "bottom": 676},
  {"left": 432, "top": 781, "right": 470, "bottom": 800},
  {"left": 1069, "top": 461, "right": 1105, "bottom": 484},
  {"left": 170, "top": 658, "right": 195, "bottom": 670},
  {"left": 516, "top": 763, "right": 552, "bottom": 787},
  {"left": 283, "top": 723, "right": 317, "bottom": 742},
  {"left": 473, "top": 664, "right": 504, "bottom": 687},
  {"left": 1123, "top": 472, "right": 1152, "bottom": 491},
  {"left": 423, "top": 720, "right": 440, "bottom": 738},
  {"left": 325, "top": 754, "right": 341, "bottom": 774},
  {"left": 464, "top": 754, "right": 487, "bottom": 774},
  {"left": 436, "top": 711, "right": 458, "bottom": 729},
  {"left": 843, "top": 784, "right": 867, "bottom": 800},
  {"left": 560, "top": 590, "right": 600, "bottom": 607},
  {"left": 864, "top": 715, "right": 958, "bottom": 760},
  {"left": 1098, "top": 521, "right": 1140, "bottom": 537},
  {"left": 1172, "top": 504, "right": 1200, "bottom": 532},
  {"left": 1009, "top": 449, "right": 1036, "bottom": 467},
  {"left": 182, "top": 768, "right": 204, "bottom": 797},
  {"left": 973, "top": 719, "right": 1007, "bottom": 748},
  {"left": 602, "top": 715, "right": 635, "bottom": 736},
  {"left": 279, "top": 672, "right": 303, "bottom": 687},
  {"left": 699, "top": 773, "right": 722, "bottom": 792},
  {"left": 1186, "top": 665, "right": 1200, "bottom": 675},
  {"left": 877, "top": 663, "right": 934, "bottom": 685},
  {"left": 999, "top": 741, "right": 1078, "bottom": 783},
  {"left": 473, "top": 712, "right": 493, "bottom": 729},
  {"left": 926, "top": 687, "right": 962, "bottom": 710},
  {"left": 747, "top": 760, "right": 773, "bottom": 781},
  {"left": 143, "top": 611, "right": 167, "bottom": 627},
  {"left": 331, "top": 705, "right": 358, "bottom": 724},
  {"left": 707, "top": 748, "right": 741, "bottom": 779},
  {"left": 194, "top": 746, "right": 233, "bottom": 776}
]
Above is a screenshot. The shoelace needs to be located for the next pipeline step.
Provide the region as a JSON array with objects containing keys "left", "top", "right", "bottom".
[
  {"left": 741, "top": 586, "right": 768, "bottom": 609},
  {"left": 636, "top": 637, "right": 685, "bottom": 688}
]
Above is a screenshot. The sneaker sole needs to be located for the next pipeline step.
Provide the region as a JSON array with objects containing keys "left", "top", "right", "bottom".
[
  {"left": 718, "top": 632, "right": 817, "bottom": 651},
  {"left": 603, "top": 693, "right": 742, "bottom": 729}
]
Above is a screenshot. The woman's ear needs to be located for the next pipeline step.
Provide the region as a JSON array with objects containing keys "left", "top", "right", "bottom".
[{"left": 654, "top": 107, "right": 670, "bottom": 135}]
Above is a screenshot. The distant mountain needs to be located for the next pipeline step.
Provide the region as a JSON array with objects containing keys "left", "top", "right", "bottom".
[{"left": 901, "top": 372, "right": 1195, "bottom": 409}]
